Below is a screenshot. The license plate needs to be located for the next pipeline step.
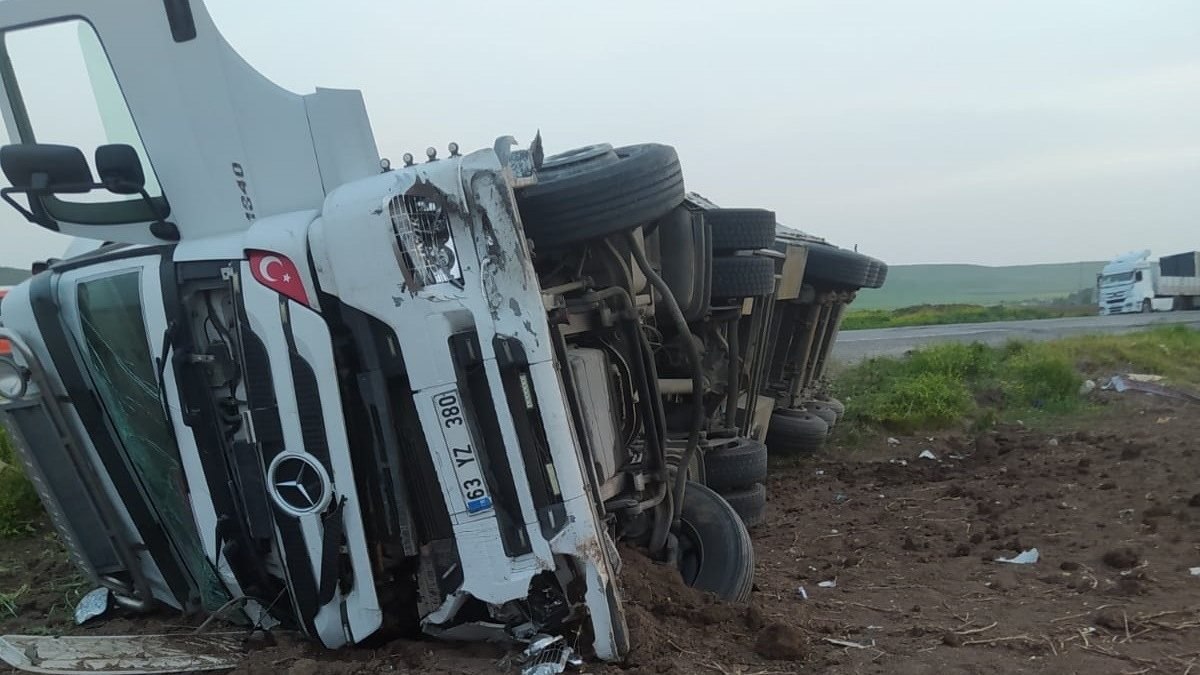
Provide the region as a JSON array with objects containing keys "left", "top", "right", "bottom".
[{"left": 433, "top": 389, "right": 493, "bottom": 515}]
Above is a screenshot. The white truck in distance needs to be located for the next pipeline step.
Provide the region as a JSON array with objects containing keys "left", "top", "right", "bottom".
[{"left": 1097, "top": 250, "right": 1200, "bottom": 315}]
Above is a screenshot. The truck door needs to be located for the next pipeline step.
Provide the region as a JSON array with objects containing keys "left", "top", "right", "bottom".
[
  {"left": 47, "top": 251, "right": 233, "bottom": 611},
  {"left": 0, "top": 1, "right": 343, "bottom": 245}
]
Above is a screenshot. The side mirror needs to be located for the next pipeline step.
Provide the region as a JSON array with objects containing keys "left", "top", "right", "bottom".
[
  {"left": 95, "top": 144, "right": 145, "bottom": 194},
  {"left": 0, "top": 143, "right": 94, "bottom": 194}
]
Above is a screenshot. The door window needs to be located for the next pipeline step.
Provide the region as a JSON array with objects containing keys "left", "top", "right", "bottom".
[
  {"left": 75, "top": 270, "right": 227, "bottom": 610},
  {"left": 1, "top": 19, "right": 164, "bottom": 224}
]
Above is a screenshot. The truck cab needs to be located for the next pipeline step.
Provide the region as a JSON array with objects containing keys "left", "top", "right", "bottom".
[
  {"left": 1097, "top": 251, "right": 1161, "bottom": 315},
  {"left": 0, "top": 0, "right": 771, "bottom": 662}
]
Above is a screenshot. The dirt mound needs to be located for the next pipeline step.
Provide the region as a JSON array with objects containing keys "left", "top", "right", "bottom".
[{"left": 615, "top": 546, "right": 817, "bottom": 672}]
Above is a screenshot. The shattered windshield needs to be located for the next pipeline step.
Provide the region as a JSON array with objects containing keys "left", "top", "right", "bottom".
[{"left": 75, "top": 271, "right": 228, "bottom": 610}]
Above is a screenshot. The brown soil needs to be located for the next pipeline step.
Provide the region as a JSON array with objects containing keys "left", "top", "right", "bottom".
[{"left": 3, "top": 394, "right": 1199, "bottom": 674}]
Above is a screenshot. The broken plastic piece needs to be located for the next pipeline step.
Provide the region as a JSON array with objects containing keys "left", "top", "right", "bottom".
[
  {"left": 796, "top": 586, "right": 809, "bottom": 600},
  {"left": 1125, "top": 373, "right": 1165, "bottom": 383},
  {"left": 1108, "top": 375, "right": 1200, "bottom": 402},
  {"left": 0, "top": 633, "right": 243, "bottom": 674},
  {"left": 817, "top": 579, "right": 837, "bottom": 588},
  {"left": 823, "top": 637, "right": 874, "bottom": 649},
  {"left": 72, "top": 588, "right": 110, "bottom": 625},
  {"left": 886, "top": 437, "right": 900, "bottom": 446},
  {"left": 520, "top": 634, "right": 574, "bottom": 675},
  {"left": 1189, "top": 567, "right": 1200, "bottom": 577},
  {"left": 995, "top": 548, "right": 1040, "bottom": 565},
  {"left": 917, "top": 449, "right": 937, "bottom": 461}
]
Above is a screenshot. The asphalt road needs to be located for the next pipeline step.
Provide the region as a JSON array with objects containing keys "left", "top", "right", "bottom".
[{"left": 832, "top": 310, "right": 1200, "bottom": 362}]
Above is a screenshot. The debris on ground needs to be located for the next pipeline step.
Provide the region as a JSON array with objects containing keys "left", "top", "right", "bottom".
[
  {"left": 1125, "top": 373, "right": 1166, "bottom": 383},
  {"left": 994, "top": 548, "right": 1040, "bottom": 565},
  {"left": 0, "top": 633, "right": 244, "bottom": 673},
  {"left": 1107, "top": 375, "right": 1200, "bottom": 402},
  {"left": 73, "top": 587, "right": 110, "bottom": 625},
  {"left": 917, "top": 449, "right": 937, "bottom": 460}
]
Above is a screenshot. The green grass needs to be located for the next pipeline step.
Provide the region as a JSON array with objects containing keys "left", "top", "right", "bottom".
[
  {"left": 0, "top": 266, "right": 27, "bottom": 286},
  {"left": 854, "top": 261, "right": 1106, "bottom": 310},
  {"left": 833, "top": 325, "right": 1200, "bottom": 435},
  {"left": 842, "top": 303, "right": 1095, "bottom": 330},
  {"left": 0, "top": 426, "right": 42, "bottom": 538}
]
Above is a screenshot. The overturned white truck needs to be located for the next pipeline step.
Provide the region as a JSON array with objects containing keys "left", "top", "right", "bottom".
[{"left": 0, "top": 0, "right": 884, "bottom": 662}]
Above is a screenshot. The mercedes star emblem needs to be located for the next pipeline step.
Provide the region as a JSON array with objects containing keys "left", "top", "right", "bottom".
[{"left": 267, "top": 453, "right": 332, "bottom": 516}]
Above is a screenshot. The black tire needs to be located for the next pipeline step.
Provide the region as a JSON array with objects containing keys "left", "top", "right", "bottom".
[
  {"left": 720, "top": 483, "right": 767, "bottom": 528},
  {"left": 817, "top": 397, "right": 845, "bottom": 422},
  {"left": 676, "top": 482, "right": 755, "bottom": 602},
  {"left": 804, "top": 401, "right": 838, "bottom": 428},
  {"left": 703, "top": 437, "right": 768, "bottom": 492},
  {"left": 706, "top": 209, "right": 777, "bottom": 252},
  {"left": 766, "top": 410, "right": 828, "bottom": 455},
  {"left": 802, "top": 243, "right": 873, "bottom": 289},
  {"left": 864, "top": 259, "right": 889, "bottom": 289},
  {"left": 711, "top": 256, "right": 776, "bottom": 299},
  {"left": 515, "top": 143, "right": 685, "bottom": 249}
]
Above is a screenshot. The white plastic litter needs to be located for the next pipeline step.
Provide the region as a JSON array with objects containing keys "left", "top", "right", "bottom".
[
  {"left": 823, "top": 638, "right": 874, "bottom": 649},
  {"left": 0, "top": 633, "right": 243, "bottom": 674},
  {"left": 1189, "top": 567, "right": 1200, "bottom": 577},
  {"left": 917, "top": 450, "right": 937, "bottom": 461},
  {"left": 817, "top": 580, "right": 837, "bottom": 588},
  {"left": 73, "top": 588, "right": 110, "bottom": 625},
  {"left": 995, "top": 548, "right": 1040, "bottom": 565},
  {"left": 1126, "top": 373, "right": 1165, "bottom": 383},
  {"left": 1078, "top": 379, "right": 1096, "bottom": 396},
  {"left": 886, "top": 437, "right": 900, "bottom": 446},
  {"left": 796, "top": 587, "right": 809, "bottom": 600}
]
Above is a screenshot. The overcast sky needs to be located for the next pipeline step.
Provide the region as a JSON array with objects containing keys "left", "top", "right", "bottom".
[{"left": 2, "top": 0, "right": 1198, "bottom": 268}]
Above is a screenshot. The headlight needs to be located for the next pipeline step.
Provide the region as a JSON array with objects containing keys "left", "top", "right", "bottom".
[{"left": 387, "top": 191, "right": 462, "bottom": 290}]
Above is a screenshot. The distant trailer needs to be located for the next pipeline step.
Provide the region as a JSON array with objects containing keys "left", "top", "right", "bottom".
[{"left": 1097, "top": 250, "right": 1200, "bottom": 315}]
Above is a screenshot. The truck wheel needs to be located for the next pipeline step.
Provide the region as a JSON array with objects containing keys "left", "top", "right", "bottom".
[
  {"left": 703, "top": 437, "right": 768, "bottom": 492},
  {"left": 706, "top": 209, "right": 777, "bottom": 252},
  {"left": 864, "top": 259, "right": 889, "bottom": 289},
  {"left": 803, "top": 401, "right": 839, "bottom": 428},
  {"left": 766, "top": 410, "right": 828, "bottom": 455},
  {"left": 515, "top": 143, "right": 685, "bottom": 249},
  {"left": 676, "top": 482, "right": 755, "bottom": 602},
  {"left": 815, "top": 396, "right": 845, "bottom": 422},
  {"left": 711, "top": 256, "right": 776, "bottom": 299},
  {"left": 798, "top": 243, "right": 873, "bottom": 289},
  {"left": 1142, "top": 299, "right": 1152, "bottom": 313},
  {"left": 719, "top": 483, "right": 767, "bottom": 528}
]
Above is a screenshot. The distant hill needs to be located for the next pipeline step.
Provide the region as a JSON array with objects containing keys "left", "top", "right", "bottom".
[
  {"left": 0, "top": 266, "right": 27, "bottom": 286},
  {"left": 855, "top": 261, "right": 1106, "bottom": 310}
]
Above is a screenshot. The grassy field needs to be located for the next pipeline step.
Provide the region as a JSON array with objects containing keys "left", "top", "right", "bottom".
[
  {"left": 0, "top": 266, "right": 26, "bottom": 286},
  {"left": 842, "top": 303, "right": 1095, "bottom": 330},
  {"left": 0, "top": 427, "right": 41, "bottom": 537},
  {"left": 855, "top": 260, "right": 1105, "bottom": 310},
  {"left": 833, "top": 324, "right": 1200, "bottom": 436}
]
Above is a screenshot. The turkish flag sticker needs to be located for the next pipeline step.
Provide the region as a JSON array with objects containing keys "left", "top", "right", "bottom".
[{"left": 247, "top": 250, "right": 309, "bottom": 306}]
